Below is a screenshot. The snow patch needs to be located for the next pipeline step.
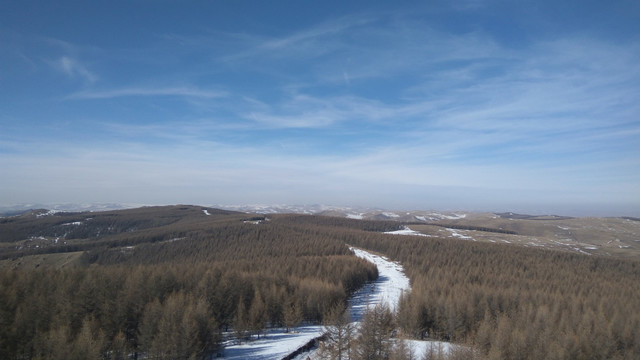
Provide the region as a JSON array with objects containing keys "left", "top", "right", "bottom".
[
  {"left": 350, "top": 247, "right": 410, "bottom": 313},
  {"left": 346, "top": 213, "right": 364, "bottom": 220},
  {"left": 382, "top": 212, "right": 400, "bottom": 218},
  {"left": 447, "top": 228, "right": 474, "bottom": 240},
  {"left": 384, "top": 226, "right": 431, "bottom": 237},
  {"left": 223, "top": 326, "right": 324, "bottom": 360},
  {"left": 243, "top": 220, "right": 262, "bottom": 225},
  {"left": 573, "top": 247, "right": 592, "bottom": 255},
  {"left": 36, "top": 210, "right": 59, "bottom": 217},
  {"left": 430, "top": 212, "right": 466, "bottom": 220},
  {"left": 406, "top": 339, "right": 455, "bottom": 358},
  {"left": 202, "top": 209, "right": 211, "bottom": 216}
]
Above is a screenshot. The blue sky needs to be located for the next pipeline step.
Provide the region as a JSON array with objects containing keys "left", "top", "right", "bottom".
[{"left": 1, "top": 0, "right": 639, "bottom": 216}]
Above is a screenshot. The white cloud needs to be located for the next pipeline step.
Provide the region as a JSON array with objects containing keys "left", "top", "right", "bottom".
[
  {"left": 68, "top": 86, "right": 227, "bottom": 99},
  {"left": 243, "top": 94, "right": 387, "bottom": 128},
  {"left": 53, "top": 56, "right": 97, "bottom": 82},
  {"left": 220, "top": 14, "right": 375, "bottom": 62}
]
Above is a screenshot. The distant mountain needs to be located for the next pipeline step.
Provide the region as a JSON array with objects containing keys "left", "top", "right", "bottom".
[
  {"left": 2, "top": 203, "right": 639, "bottom": 260},
  {"left": 0, "top": 203, "right": 136, "bottom": 217},
  {"left": 213, "top": 204, "right": 475, "bottom": 223}
]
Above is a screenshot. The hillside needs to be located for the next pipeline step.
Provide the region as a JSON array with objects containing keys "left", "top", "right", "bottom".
[
  {"left": 1, "top": 205, "right": 639, "bottom": 359},
  {"left": 257, "top": 206, "right": 640, "bottom": 259},
  {"left": 0, "top": 205, "right": 383, "bottom": 359},
  {"left": 403, "top": 212, "right": 640, "bottom": 259}
]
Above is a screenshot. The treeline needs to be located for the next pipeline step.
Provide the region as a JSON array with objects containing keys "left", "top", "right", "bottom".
[
  {"left": 0, "top": 211, "right": 380, "bottom": 359},
  {"left": 418, "top": 223, "right": 518, "bottom": 235},
  {"left": 271, "top": 213, "right": 402, "bottom": 232},
  {"left": 347, "top": 234, "right": 640, "bottom": 359}
]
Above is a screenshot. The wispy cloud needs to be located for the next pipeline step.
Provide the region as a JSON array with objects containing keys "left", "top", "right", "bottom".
[
  {"left": 52, "top": 56, "right": 97, "bottom": 82},
  {"left": 68, "top": 86, "right": 227, "bottom": 100},
  {"left": 3, "top": 3, "right": 639, "bottom": 214},
  {"left": 243, "top": 94, "right": 390, "bottom": 128},
  {"left": 219, "top": 14, "right": 375, "bottom": 62},
  {"left": 260, "top": 15, "right": 374, "bottom": 51}
]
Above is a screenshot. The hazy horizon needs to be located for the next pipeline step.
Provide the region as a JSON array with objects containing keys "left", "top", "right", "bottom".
[
  {"left": 2, "top": 1, "right": 639, "bottom": 217},
  {"left": 1, "top": 200, "right": 639, "bottom": 219}
]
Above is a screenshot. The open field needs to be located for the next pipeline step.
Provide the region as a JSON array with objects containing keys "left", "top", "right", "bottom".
[
  {"left": 405, "top": 214, "right": 640, "bottom": 258},
  {"left": 296, "top": 207, "right": 640, "bottom": 259},
  {"left": 0, "top": 251, "right": 84, "bottom": 270}
]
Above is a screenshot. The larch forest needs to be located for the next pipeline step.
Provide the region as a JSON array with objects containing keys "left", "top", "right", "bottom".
[{"left": 1, "top": 205, "right": 639, "bottom": 359}]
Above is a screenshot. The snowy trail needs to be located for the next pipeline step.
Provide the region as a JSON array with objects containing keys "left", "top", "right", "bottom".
[
  {"left": 296, "top": 248, "right": 453, "bottom": 360},
  {"left": 223, "top": 248, "right": 453, "bottom": 359},
  {"left": 222, "top": 248, "right": 410, "bottom": 359},
  {"left": 348, "top": 247, "right": 410, "bottom": 316},
  {"left": 222, "top": 325, "right": 324, "bottom": 360}
]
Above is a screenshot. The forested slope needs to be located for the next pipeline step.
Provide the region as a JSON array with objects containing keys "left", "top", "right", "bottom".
[
  {"left": 1, "top": 206, "right": 639, "bottom": 359},
  {"left": 347, "top": 233, "right": 640, "bottom": 360},
  {"left": 0, "top": 207, "right": 379, "bottom": 359}
]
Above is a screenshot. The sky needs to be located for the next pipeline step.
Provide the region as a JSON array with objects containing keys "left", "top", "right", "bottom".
[{"left": 1, "top": 0, "right": 639, "bottom": 216}]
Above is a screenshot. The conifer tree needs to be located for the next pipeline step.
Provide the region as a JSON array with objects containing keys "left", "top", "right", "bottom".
[
  {"left": 355, "top": 304, "right": 395, "bottom": 360},
  {"left": 284, "top": 299, "right": 303, "bottom": 333},
  {"left": 110, "top": 331, "right": 128, "bottom": 360},
  {"left": 320, "top": 304, "right": 355, "bottom": 360},
  {"left": 233, "top": 299, "right": 249, "bottom": 343},
  {"left": 138, "top": 298, "right": 162, "bottom": 355},
  {"left": 36, "top": 325, "right": 70, "bottom": 360},
  {"left": 69, "top": 317, "right": 104, "bottom": 360},
  {"left": 249, "top": 290, "right": 267, "bottom": 339},
  {"left": 390, "top": 338, "right": 415, "bottom": 360}
]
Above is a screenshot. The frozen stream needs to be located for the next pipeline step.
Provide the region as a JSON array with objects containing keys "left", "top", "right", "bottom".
[{"left": 223, "top": 248, "right": 449, "bottom": 359}]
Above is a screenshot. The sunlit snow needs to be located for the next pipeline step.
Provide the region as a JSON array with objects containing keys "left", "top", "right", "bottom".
[
  {"left": 447, "top": 228, "right": 474, "bottom": 240},
  {"left": 349, "top": 247, "right": 410, "bottom": 313},
  {"left": 384, "top": 226, "right": 431, "bottom": 237},
  {"left": 430, "top": 212, "right": 467, "bottom": 220}
]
